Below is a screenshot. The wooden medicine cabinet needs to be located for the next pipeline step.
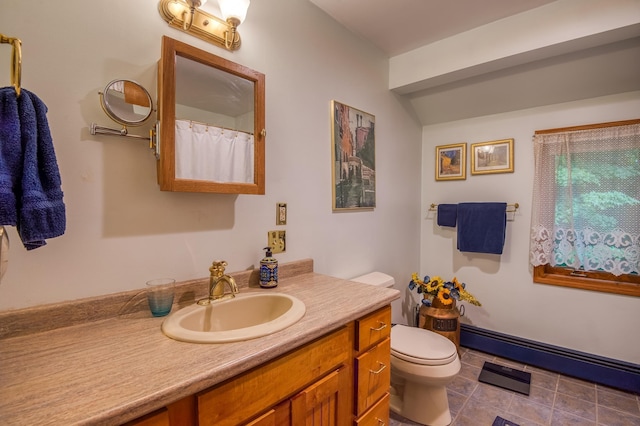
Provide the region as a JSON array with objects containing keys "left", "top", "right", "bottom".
[{"left": 157, "top": 36, "right": 265, "bottom": 194}]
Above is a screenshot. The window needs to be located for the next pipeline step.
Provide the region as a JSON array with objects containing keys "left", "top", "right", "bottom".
[{"left": 530, "top": 119, "right": 640, "bottom": 296}]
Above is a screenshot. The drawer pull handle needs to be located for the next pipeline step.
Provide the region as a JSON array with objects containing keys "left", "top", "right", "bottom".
[
  {"left": 369, "top": 362, "right": 387, "bottom": 374},
  {"left": 376, "top": 419, "right": 385, "bottom": 426},
  {"left": 370, "top": 322, "right": 387, "bottom": 332}
]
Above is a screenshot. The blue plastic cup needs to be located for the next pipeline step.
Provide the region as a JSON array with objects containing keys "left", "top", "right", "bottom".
[{"left": 146, "top": 278, "right": 175, "bottom": 317}]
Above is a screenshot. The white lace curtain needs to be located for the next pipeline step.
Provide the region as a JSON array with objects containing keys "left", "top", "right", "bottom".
[
  {"left": 175, "top": 119, "right": 254, "bottom": 183},
  {"left": 530, "top": 123, "right": 640, "bottom": 276}
]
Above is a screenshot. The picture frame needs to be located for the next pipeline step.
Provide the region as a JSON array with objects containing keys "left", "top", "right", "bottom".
[
  {"left": 331, "top": 100, "right": 376, "bottom": 210},
  {"left": 435, "top": 143, "right": 466, "bottom": 181},
  {"left": 471, "top": 138, "right": 514, "bottom": 175}
]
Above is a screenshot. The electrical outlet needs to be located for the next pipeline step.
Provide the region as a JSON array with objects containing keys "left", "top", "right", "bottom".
[
  {"left": 276, "top": 202, "right": 287, "bottom": 225},
  {"left": 268, "top": 230, "right": 286, "bottom": 253}
]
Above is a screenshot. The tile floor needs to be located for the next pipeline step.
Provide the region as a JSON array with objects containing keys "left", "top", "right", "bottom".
[{"left": 390, "top": 347, "right": 640, "bottom": 426}]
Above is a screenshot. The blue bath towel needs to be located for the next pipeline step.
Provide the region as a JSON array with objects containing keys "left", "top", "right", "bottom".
[
  {"left": 0, "top": 87, "right": 22, "bottom": 226},
  {"left": 0, "top": 88, "right": 65, "bottom": 249},
  {"left": 437, "top": 204, "right": 457, "bottom": 227},
  {"left": 457, "top": 202, "right": 507, "bottom": 255}
]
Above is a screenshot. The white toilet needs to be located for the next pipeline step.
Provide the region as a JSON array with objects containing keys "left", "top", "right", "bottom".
[{"left": 351, "top": 272, "right": 461, "bottom": 426}]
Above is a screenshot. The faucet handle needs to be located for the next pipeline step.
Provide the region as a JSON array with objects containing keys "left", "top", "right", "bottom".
[{"left": 210, "top": 260, "right": 228, "bottom": 277}]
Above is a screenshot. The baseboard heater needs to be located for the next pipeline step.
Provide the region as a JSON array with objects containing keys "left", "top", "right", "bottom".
[{"left": 460, "top": 324, "right": 640, "bottom": 394}]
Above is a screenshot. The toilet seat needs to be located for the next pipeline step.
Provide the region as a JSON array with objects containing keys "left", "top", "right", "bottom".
[{"left": 391, "top": 325, "right": 457, "bottom": 366}]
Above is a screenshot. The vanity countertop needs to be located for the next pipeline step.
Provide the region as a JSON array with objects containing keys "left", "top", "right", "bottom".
[{"left": 0, "top": 260, "right": 399, "bottom": 425}]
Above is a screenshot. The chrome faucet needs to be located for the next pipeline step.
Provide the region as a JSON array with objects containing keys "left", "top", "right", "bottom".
[{"left": 197, "top": 260, "right": 239, "bottom": 305}]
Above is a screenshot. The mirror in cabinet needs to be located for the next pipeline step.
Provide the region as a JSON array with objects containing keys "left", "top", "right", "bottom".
[{"left": 158, "top": 36, "right": 265, "bottom": 194}]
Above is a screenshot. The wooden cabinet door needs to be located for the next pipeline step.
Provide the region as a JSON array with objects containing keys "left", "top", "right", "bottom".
[
  {"left": 246, "top": 409, "right": 277, "bottom": 426},
  {"left": 244, "top": 400, "right": 290, "bottom": 426},
  {"left": 290, "top": 367, "right": 351, "bottom": 426},
  {"left": 123, "top": 408, "right": 170, "bottom": 426}
]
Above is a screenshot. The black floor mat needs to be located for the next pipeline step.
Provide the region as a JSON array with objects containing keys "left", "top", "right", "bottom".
[
  {"left": 479, "top": 361, "right": 531, "bottom": 395},
  {"left": 492, "top": 416, "right": 520, "bottom": 426}
]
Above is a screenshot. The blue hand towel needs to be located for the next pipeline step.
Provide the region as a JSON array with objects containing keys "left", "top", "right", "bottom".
[
  {"left": 437, "top": 204, "right": 457, "bottom": 227},
  {"left": 0, "top": 87, "right": 22, "bottom": 226},
  {"left": 17, "top": 89, "right": 66, "bottom": 250},
  {"left": 457, "top": 202, "right": 507, "bottom": 255}
]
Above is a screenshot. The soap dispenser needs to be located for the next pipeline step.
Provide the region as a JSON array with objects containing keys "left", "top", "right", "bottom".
[{"left": 260, "top": 247, "right": 278, "bottom": 288}]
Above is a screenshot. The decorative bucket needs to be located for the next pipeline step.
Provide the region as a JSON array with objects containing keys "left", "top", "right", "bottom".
[{"left": 419, "top": 296, "right": 461, "bottom": 355}]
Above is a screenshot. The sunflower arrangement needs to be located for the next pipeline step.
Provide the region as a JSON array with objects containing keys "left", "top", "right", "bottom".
[{"left": 409, "top": 273, "right": 481, "bottom": 307}]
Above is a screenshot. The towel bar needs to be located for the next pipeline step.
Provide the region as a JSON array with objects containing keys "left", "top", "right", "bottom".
[{"left": 429, "top": 203, "right": 519, "bottom": 213}]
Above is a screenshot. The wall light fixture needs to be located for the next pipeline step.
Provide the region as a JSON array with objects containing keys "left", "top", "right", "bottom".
[{"left": 158, "top": 0, "right": 250, "bottom": 51}]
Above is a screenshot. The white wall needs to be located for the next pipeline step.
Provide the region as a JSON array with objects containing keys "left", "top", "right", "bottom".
[
  {"left": 5, "top": 0, "right": 635, "bottom": 365},
  {"left": 0, "top": 0, "right": 423, "bottom": 324},
  {"left": 420, "top": 91, "right": 640, "bottom": 364}
]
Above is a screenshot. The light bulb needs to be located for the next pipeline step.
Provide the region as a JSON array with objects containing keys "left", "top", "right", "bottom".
[{"left": 218, "top": 0, "right": 250, "bottom": 24}]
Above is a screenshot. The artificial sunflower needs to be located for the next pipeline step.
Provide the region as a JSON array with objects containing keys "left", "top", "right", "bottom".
[
  {"left": 409, "top": 273, "right": 481, "bottom": 306},
  {"left": 452, "top": 277, "right": 463, "bottom": 289},
  {"left": 426, "top": 276, "right": 443, "bottom": 293},
  {"left": 436, "top": 287, "right": 453, "bottom": 305}
]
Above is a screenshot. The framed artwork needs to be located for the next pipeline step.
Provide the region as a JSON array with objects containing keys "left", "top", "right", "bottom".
[
  {"left": 471, "top": 138, "right": 514, "bottom": 175},
  {"left": 435, "top": 143, "right": 466, "bottom": 181},
  {"left": 331, "top": 100, "right": 376, "bottom": 210}
]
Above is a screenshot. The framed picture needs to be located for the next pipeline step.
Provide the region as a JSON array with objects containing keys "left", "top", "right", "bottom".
[
  {"left": 331, "top": 100, "right": 376, "bottom": 210},
  {"left": 471, "top": 138, "right": 514, "bottom": 175},
  {"left": 435, "top": 143, "right": 466, "bottom": 181}
]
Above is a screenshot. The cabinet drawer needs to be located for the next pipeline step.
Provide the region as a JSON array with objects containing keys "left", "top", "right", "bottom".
[
  {"left": 355, "top": 338, "right": 390, "bottom": 415},
  {"left": 355, "top": 306, "right": 391, "bottom": 352},
  {"left": 354, "top": 393, "right": 389, "bottom": 426}
]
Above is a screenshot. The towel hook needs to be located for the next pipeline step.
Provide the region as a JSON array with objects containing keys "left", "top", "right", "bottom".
[{"left": 0, "top": 34, "right": 22, "bottom": 97}]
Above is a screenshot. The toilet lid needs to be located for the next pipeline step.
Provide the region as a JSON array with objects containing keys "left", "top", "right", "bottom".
[{"left": 391, "top": 325, "right": 458, "bottom": 366}]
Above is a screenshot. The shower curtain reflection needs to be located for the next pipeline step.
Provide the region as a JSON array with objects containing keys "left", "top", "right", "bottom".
[{"left": 175, "top": 119, "right": 254, "bottom": 183}]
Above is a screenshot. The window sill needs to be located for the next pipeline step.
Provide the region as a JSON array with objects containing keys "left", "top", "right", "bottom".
[{"left": 533, "top": 265, "right": 640, "bottom": 297}]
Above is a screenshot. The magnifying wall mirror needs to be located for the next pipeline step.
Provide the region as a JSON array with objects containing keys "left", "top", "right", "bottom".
[
  {"left": 90, "top": 79, "right": 155, "bottom": 141},
  {"left": 157, "top": 36, "right": 265, "bottom": 194},
  {"left": 101, "top": 79, "right": 153, "bottom": 125}
]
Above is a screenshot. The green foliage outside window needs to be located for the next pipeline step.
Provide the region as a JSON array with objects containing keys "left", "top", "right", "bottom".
[{"left": 553, "top": 148, "right": 640, "bottom": 272}]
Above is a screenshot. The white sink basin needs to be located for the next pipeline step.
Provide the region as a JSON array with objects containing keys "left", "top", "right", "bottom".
[{"left": 161, "top": 292, "right": 306, "bottom": 343}]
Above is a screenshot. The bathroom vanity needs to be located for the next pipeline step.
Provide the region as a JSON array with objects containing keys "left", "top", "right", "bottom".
[
  {"left": 0, "top": 259, "right": 398, "bottom": 425},
  {"left": 130, "top": 305, "right": 391, "bottom": 426}
]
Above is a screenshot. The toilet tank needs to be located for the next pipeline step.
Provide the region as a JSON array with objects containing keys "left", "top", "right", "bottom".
[{"left": 351, "top": 272, "right": 395, "bottom": 288}]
